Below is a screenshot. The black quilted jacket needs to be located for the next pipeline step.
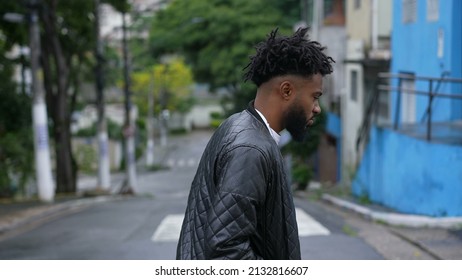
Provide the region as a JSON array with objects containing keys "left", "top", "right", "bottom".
[{"left": 176, "top": 102, "right": 301, "bottom": 260}]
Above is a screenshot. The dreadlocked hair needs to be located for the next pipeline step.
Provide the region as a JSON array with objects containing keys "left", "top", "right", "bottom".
[{"left": 243, "top": 27, "right": 335, "bottom": 87}]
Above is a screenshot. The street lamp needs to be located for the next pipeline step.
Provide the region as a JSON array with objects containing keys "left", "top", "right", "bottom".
[{"left": 4, "top": 0, "right": 55, "bottom": 202}]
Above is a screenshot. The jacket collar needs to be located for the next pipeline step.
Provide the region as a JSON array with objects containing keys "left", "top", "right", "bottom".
[{"left": 246, "top": 100, "right": 266, "bottom": 126}]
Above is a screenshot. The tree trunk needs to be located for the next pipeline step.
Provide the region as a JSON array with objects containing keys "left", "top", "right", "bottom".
[{"left": 40, "top": 0, "right": 76, "bottom": 193}]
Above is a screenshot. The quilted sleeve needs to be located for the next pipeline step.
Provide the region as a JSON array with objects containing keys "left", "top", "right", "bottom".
[{"left": 205, "top": 145, "right": 269, "bottom": 259}]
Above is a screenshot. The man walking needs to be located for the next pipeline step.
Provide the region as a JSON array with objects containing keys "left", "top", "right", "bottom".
[{"left": 177, "top": 27, "right": 334, "bottom": 259}]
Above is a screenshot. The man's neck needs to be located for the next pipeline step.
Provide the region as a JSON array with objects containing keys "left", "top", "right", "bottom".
[
  {"left": 254, "top": 107, "right": 281, "bottom": 145},
  {"left": 254, "top": 95, "right": 282, "bottom": 133}
]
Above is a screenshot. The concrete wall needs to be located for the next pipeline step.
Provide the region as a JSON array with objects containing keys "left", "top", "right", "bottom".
[
  {"left": 345, "top": 0, "right": 391, "bottom": 48},
  {"left": 342, "top": 0, "right": 392, "bottom": 179},
  {"left": 71, "top": 104, "right": 138, "bottom": 133},
  {"left": 168, "top": 104, "right": 224, "bottom": 131},
  {"left": 353, "top": 125, "right": 462, "bottom": 217},
  {"left": 72, "top": 138, "right": 122, "bottom": 172},
  {"left": 342, "top": 62, "right": 365, "bottom": 171},
  {"left": 346, "top": 0, "right": 372, "bottom": 47},
  {"left": 378, "top": 0, "right": 393, "bottom": 39},
  {"left": 319, "top": 26, "right": 347, "bottom": 104}
]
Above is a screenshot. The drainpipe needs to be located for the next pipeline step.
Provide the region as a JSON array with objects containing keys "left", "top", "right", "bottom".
[
  {"left": 371, "top": 0, "right": 378, "bottom": 51},
  {"left": 311, "top": 0, "right": 321, "bottom": 41}
]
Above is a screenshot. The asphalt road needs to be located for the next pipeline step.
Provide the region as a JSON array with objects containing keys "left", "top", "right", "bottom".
[{"left": 0, "top": 130, "right": 385, "bottom": 260}]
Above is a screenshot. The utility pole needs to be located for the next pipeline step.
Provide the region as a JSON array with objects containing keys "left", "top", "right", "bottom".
[
  {"left": 146, "top": 71, "right": 155, "bottom": 167},
  {"left": 121, "top": 10, "right": 136, "bottom": 193},
  {"left": 159, "top": 64, "right": 168, "bottom": 147},
  {"left": 28, "top": 0, "right": 54, "bottom": 202},
  {"left": 94, "top": 0, "right": 110, "bottom": 191}
]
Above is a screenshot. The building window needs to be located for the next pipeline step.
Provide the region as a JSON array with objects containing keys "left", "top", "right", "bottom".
[
  {"left": 402, "top": 0, "right": 417, "bottom": 23},
  {"left": 354, "top": 0, "right": 361, "bottom": 9},
  {"left": 437, "top": 28, "right": 444, "bottom": 58},
  {"left": 400, "top": 73, "right": 416, "bottom": 124},
  {"left": 323, "top": 0, "right": 345, "bottom": 26},
  {"left": 351, "top": 70, "right": 358, "bottom": 102},
  {"left": 378, "top": 91, "right": 390, "bottom": 123},
  {"left": 427, "top": 0, "right": 439, "bottom": 21}
]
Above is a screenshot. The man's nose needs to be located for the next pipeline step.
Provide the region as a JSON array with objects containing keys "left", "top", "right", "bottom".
[{"left": 313, "top": 103, "right": 321, "bottom": 115}]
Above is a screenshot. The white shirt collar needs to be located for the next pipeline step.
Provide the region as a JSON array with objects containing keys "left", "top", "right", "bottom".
[{"left": 255, "top": 109, "right": 280, "bottom": 145}]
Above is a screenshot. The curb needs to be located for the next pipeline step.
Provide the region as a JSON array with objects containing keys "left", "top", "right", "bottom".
[
  {"left": 322, "top": 194, "right": 462, "bottom": 229},
  {"left": 0, "top": 195, "right": 129, "bottom": 236}
]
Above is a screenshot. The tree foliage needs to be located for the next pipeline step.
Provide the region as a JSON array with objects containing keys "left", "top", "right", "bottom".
[
  {"left": 0, "top": 0, "right": 130, "bottom": 195},
  {"left": 149, "top": 0, "right": 300, "bottom": 113},
  {"left": 131, "top": 56, "right": 194, "bottom": 116},
  {"left": 0, "top": 43, "right": 33, "bottom": 198},
  {"left": 148, "top": 0, "right": 325, "bottom": 189}
]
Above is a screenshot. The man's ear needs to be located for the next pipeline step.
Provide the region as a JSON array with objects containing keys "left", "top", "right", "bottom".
[{"left": 280, "top": 81, "right": 293, "bottom": 101}]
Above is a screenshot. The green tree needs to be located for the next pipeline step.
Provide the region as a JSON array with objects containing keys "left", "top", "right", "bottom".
[
  {"left": 0, "top": 0, "right": 130, "bottom": 194},
  {"left": 149, "top": 0, "right": 300, "bottom": 114},
  {"left": 131, "top": 57, "right": 194, "bottom": 117},
  {"left": 0, "top": 41, "right": 33, "bottom": 198},
  {"left": 128, "top": 8, "right": 156, "bottom": 71}
]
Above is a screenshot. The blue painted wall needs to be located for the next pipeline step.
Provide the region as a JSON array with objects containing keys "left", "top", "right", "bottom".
[
  {"left": 391, "top": 0, "right": 462, "bottom": 122},
  {"left": 352, "top": 1, "right": 462, "bottom": 217},
  {"left": 353, "top": 126, "right": 462, "bottom": 217},
  {"left": 326, "top": 112, "right": 342, "bottom": 181},
  {"left": 326, "top": 112, "right": 341, "bottom": 139},
  {"left": 450, "top": 0, "right": 462, "bottom": 118}
]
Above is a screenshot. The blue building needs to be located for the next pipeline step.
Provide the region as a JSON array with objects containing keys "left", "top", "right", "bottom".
[{"left": 352, "top": 0, "right": 462, "bottom": 217}]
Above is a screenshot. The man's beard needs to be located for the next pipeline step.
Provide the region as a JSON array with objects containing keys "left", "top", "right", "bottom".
[{"left": 284, "top": 103, "right": 309, "bottom": 142}]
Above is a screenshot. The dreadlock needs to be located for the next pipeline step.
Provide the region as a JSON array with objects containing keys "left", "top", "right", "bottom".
[{"left": 243, "top": 27, "right": 335, "bottom": 87}]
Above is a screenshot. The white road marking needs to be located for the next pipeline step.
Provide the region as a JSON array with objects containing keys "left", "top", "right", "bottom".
[
  {"left": 151, "top": 214, "right": 184, "bottom": 242},
  {"left": 296, "top": 208, "right": 330, "bottom": 236},
  {"left": 165, "top": 158, "right": 197, "bottom": 168},
  {"left": 151, "top": 208, "right": 329, "bottom": 243}
]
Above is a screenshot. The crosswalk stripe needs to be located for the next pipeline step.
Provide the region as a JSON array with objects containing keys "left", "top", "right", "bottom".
[
  {"left": 296, "top": 208, "right": 330, "bottom": 236},
  {"left": 151, "top": 208, "right": 330, "bottom": 242},
  {"left": 165, "top": 158, "right": 198, "bottom": 168},
  {"left": 151, "top": 214, "right": 184, "bottom": 242}
]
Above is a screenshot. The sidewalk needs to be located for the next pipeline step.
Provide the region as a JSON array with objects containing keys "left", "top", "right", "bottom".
[
  {"left": 317, "top": 193, "right": 462, "bottom": 260},
  {"left": 321, "top": 194, "right": 462, "bottom": 229}
]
